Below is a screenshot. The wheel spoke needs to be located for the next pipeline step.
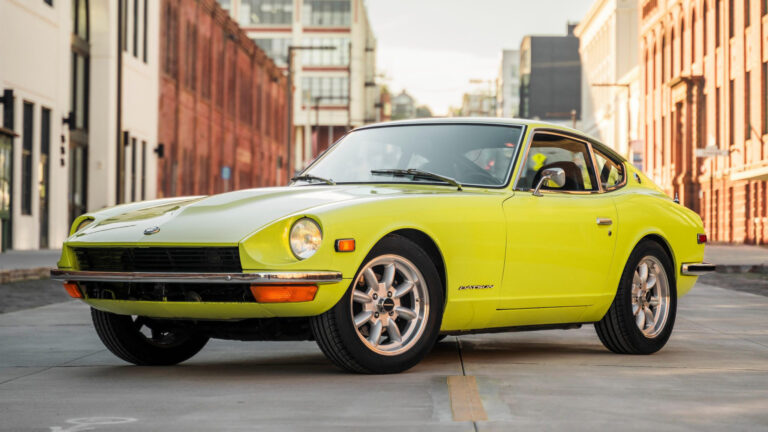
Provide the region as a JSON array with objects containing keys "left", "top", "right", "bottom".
[
  {"left": 353, "top": 290, "right": 372, "bottom": 304},
  {"left": 646, "top": 274, "right": 657, "bottom": 290},
  {"left": 635, "top": 308, "right": 646, "bottom": 329},
  {"left": 354, "top": 311, "right": 373, "bottom": 327},
  {"left": 387, "top": 321, "right": 402, "bottom": 343},
  {"left": 363, "top": 268, "right": 379, "bottom": 290},
  {"left": 638, "top": 263, "right": 649, "bottom": 283},
  {"left": 395, "top": 306, "right": 417, "bottom": 321},
  {"left": 394, "top": 280, "right": 414, "bottom": 298},
  {"left": 632, "top": 303, "right": 640, "bottom": 315},
  {"left": 368, "top": 320, "right": 383, "bottom": 346},
  {"left": 644, "top": 307, "right": 655, "bottom": 328},
  {"left": 382, "top": 263, "right": 396, "bottom": 290}
]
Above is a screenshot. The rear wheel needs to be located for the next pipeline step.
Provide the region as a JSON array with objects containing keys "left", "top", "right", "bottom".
[
  {"left": 91, "top": 308, "right": 209, "bottom": 365},
  {"left": 595, "top": 240, "right": 677, "bottom": 354},
  {"left": 311, "top": 235, "right": 443, "bottom": 373}
]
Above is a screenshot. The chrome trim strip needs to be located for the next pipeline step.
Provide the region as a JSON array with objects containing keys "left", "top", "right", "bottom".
[
  {"left": 681, "top": 263, "right": 716, "bottom": 276},
  {"left": 50, "top": 269, "right": 344, "bottom": 284}
]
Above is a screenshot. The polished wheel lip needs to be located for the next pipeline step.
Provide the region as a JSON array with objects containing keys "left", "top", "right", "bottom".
[
  {"left": 631, "top": 256, "right": 670, "bottom": 339},
  {"left": 50, "top": 269, "right": 343, "bottom": 284},
  {"left": 349, "top": 254, "right": 429, "bottom": 356}
]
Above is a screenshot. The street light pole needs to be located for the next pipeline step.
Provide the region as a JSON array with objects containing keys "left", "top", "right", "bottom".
[{"left": 285, "top": 45, "right": 336, "bottom": 184}]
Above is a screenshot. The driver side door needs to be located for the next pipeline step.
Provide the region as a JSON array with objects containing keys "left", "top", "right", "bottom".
[{"left": 495, "top": 132, "right": 618, "bottom": 326}]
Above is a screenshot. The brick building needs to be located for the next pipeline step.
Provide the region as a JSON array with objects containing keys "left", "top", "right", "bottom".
[
  {"left": 640, "top": 0, "right": 768, "bottom": 244},
  {"left": 158, "top": 0, "right": 288, "bottom": 198}
]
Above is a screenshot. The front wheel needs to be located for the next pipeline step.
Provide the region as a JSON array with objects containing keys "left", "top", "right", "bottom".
[
  {"left": 595, "top": 240, "right": 677, "bottom": 354},
  {"left": 311, "top": 235, "right": 444, "bottom": 373},
  {"left": 91, "top": 309, "right": 209, "bottom": 365}
]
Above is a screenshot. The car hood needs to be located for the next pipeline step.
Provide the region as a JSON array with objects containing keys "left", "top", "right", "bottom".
[{"left": 68, "top": 185, "right": 461, "bottom": 245}]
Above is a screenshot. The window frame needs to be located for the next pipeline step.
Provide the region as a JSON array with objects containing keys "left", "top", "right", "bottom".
[
  {"left": 592, "top": 147, "right": 628, "bottom": 193},
  {"left": 512, "top": 129, "right": 610, "bottom": 195}
]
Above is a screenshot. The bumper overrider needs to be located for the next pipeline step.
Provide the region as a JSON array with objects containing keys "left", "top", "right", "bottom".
[
  {"left": 680, "top": 262, "right": 716, "bottom": 276},
  {"left": 50, "top": 269, "right": 348, "bottom": 320}
]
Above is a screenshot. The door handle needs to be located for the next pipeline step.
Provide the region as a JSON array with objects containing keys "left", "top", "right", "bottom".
[{"left": 596, "top": 217, "right": 613, "bottom": 226}]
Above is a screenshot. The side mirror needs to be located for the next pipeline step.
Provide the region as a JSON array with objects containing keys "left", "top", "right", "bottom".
[{"left": 532, "top": 167, "right": 566, "bottom": 197}]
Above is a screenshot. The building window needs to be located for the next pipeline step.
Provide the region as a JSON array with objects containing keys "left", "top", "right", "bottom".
[
  {"left": 133, "top": 0, "right": 139, "bottom": 57},
  {"left": 71, "top": 0, "right": 89, "bottom": 223},
  {"left": 141, "top": 140, "right": 146, "bottom": 200},
  {"left": 301, "top": 76, "right": 349, "bottom": 105},
  {"left": 716, "top": 86, "right": 722, "bottom": 144},
  {"left": 252, "top": 38, "right": 291, "bottom": 66},
  {"left": 44, "top": 0, "right": 53, "bottom": 6},
  {"left": 184, "top": 22, "right": 197, "bottom": 90},
  {"left": 240, "top": 0, "right": 293, "bottom": 26},
  {"left": 301, "top": 38, "right": 350, "bottom": 66},
  {"left": 746, "top": 71, "right": 752, "bottom": 140},
  {"left": 764, "top": 0, "right": 768, "bottom": 15},
  {"left": 240, "top": 66, "right": 252, "bottom": 125},
  {"left": 763, "top": 63, "right": 768, "bottom": 134},
  {"left": 143, "top": 0, "right": 148, "bottom": 63},
  {"left": 227, "top": 58, "right": 236, "bottom": 115},
  {"left": 729, "top": 0, "right": 734, "bottom": 38},
  {"left": 691, "top": 10, "right": 697, "bottom": 62},
  {"left": 303, "top": 0, "right": 350, "bottom": 27},
  {"left": 716, "top": 0, "right": 721, "bottom": 47},
  {"left": 130, "top": 137, "right": 137, "bottom": 202},
  {"left": 21, "top": 102, "right": 33, "bottom": 216},
  {"left": 216, "top": 38, "right": 225, "bottom": 108},
  {"left": 729, "top": 79, "right": 734, "bottom": 145},
  {"left": 122, "top": 0, "right": 128, "bottom": 52},
  {"left": 704, "top": 5, "right": 708, "bottom": 55},
  {"left": 39, "top": 107, "right": 50, "bottom": 248},
  {"left": 746, "top": 0, "right": 751, "bottom": 27},
  {"left": 163, "top": 3, "right": 178, "bottom": 78},
  {"left": 201, "top": 36, "right": 211, "bottom": 100}
]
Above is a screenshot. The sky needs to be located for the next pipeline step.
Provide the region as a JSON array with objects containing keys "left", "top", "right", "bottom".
[{"left": 366, "top": 0, "right": 596, "bottom": 116}]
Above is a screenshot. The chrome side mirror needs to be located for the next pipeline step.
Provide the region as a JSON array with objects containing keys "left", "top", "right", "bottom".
[{"left": 532, "top": 167, "right": 566, "bottom": 197}]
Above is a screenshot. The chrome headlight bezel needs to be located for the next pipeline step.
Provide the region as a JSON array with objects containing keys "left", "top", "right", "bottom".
[{"left": 289, "top": 217, "right": 322, "bottom": 260}]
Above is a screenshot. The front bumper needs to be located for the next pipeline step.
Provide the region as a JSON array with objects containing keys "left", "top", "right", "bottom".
[
  {"left": 681, "top": 262, "right": 716, "bottom": 276},
  {"left": 50, "top": 269, "right": 349, "bottom": 320},
  {"left": 50, "top": 270, "right": 342, "bottom": 284}
]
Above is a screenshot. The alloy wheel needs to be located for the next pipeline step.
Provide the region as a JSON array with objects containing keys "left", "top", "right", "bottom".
[{"left": 631, "top": 256, "right": 670, "bottom": 338}]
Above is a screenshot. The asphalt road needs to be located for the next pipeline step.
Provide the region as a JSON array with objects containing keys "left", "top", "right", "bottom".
[{"left": 1, "top": 280, "right": 767, "bottom": 431}]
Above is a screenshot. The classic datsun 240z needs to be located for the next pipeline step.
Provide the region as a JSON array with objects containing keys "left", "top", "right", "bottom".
[{"left": 53, "top": 119, "right": 714, "bottom": 373}]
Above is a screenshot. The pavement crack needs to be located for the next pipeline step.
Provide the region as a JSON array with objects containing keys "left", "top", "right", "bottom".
[
  {"left": 0, "top": 349, "right": 104, "bottom": 387},
  {"left": 453, "top": 336, "right": 480, "bottom": 432}
]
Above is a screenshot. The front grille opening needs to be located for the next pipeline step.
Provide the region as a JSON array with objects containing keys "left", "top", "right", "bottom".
[
  {"left": 73, "top": 247, "right": 242, "bottom": 273},
  {"left": 83, "top": 281, "right": 255, "bottom": 303}
]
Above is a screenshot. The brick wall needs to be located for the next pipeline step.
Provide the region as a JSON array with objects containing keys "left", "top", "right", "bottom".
[{"left": 158, "top": 0, "right": 288, "bottom": 198}]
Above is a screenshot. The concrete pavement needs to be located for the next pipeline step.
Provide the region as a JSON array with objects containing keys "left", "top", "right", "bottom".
[{"left": 1, "top": 281, "right": 767, "bottom": 431}]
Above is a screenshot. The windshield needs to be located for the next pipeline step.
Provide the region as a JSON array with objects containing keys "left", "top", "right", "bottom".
[{"left": 299, "top": 124, "right": 524, "bottom": 187}]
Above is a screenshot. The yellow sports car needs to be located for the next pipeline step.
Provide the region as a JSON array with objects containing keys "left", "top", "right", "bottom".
[{"left": 52, "top": 119, "right": 714, "bottom": 373}]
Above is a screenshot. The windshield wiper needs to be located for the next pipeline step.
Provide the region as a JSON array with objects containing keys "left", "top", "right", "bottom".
[
  {"left": 370, "top": 168, "right": 463, "bottom": 191},
  {"left": 291, "top": 174, "right": 336, "bottom": 185}
]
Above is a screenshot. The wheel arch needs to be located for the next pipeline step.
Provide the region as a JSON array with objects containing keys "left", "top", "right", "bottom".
[
  {"left": 636, "top": 233, "right": 676, "bottom": 282},
  {"left": 378, "top": 228, "right": 447, "bottom": 303}
]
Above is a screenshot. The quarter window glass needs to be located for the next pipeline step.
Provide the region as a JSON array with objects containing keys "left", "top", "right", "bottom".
[
  {"left": 594, "top": 150, "right": 625, "bottom": 190},
  {"left": 518, "top": 134, "right": 597, "bottom": 192}
]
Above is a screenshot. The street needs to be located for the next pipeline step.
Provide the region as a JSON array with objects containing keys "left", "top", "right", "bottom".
[{"left": 1, "top": 279, "right": 767, "bottom": 431}]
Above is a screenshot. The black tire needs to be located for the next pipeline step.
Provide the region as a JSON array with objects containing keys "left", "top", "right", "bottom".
[
  {"left": 310, "top": 234, "right": 444, "bottom": 374},
  {"left": 595, "top": 240, "right": 677, "bottom": 354},
  {"left": 91, "top": 308, "right": 209, "bottom": 365}
]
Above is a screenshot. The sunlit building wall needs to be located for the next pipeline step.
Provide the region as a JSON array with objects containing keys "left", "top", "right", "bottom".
[{"left": 640, "top": 0, "right": 768, "bottom": 243}]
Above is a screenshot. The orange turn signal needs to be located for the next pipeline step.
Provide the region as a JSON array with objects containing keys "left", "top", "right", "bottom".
[
  {"left": 335, "top": 238, "right": 355, "bottom": 252},
  {"left": 250, "top": 285, "right": 318, "bottom": 303},
  {"left": 63, "top": 282, "right": 83, "bottom": 299}
]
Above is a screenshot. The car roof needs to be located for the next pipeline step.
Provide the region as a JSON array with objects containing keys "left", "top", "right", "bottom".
[{"left": 353, "top": 117, "right": 626, "bottom": 163}]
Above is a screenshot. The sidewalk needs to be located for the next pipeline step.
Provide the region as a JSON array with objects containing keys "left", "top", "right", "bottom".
[
  {"left": 0, "top": 250, "right": 60, "bottom": 283},
  {"left": 704, "top": 244, "right": 768, "bottom": 273}
]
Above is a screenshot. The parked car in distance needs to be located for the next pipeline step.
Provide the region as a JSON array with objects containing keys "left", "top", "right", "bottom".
[{"left": 53, "top": 118, "right": 714, "bottom": 373}]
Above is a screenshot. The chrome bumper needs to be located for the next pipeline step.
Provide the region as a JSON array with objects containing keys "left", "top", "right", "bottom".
[
  {"left": 681, "top": 263, "right": 716, "bottom": 276},
  {"left": 50, "top": 269, "right": 343, "bottom": 284}
]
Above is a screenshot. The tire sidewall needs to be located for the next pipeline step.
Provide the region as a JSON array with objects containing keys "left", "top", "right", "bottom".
[
  {"left": 619, "top": 241, "right": 677, "bottom": 353},
  {"left": 329, "top": 235, "right": 444, "bottom": 373}
]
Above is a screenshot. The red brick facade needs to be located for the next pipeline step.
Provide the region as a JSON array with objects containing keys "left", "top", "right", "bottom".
[
  {"left": 640, "top": 0, "right": 768, "bottom": 244},
  {"left": 158, "top": 0, "right": 288, "bottom": 198}
]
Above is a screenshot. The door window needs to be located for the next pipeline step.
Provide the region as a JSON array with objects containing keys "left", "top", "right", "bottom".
[
  {"left": 517, "top": 133, "right": 598, "bottom": 192},
  {"left": 594, "top": 150, "right": 625, "bottom": 191}
]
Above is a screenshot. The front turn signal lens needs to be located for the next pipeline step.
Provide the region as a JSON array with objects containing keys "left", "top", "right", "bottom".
[
  {"left": 335, "top": 238, "right": 355, "bottom": 252},
  {"left": 64, "top": 282, "right": 83, "bottom": 299},
  {"left": 697, "top": 233, "right": 707, "bottom": 244},
  {"left": 250, "top": 285, "right": 318, "bottom": 303}
]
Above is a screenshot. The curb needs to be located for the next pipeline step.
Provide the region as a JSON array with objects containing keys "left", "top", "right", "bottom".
[
  {"left": 0, "top": 267, "right": 53, "bottom": 284},
  {"left": 714, "top": 265, "right": 768, "bottom": 274}
]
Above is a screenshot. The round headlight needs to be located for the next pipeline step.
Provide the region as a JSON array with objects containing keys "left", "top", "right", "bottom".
[
  {"left": 73, "top": 218, "right": 93, "bottom": 234},
  {"left": 290, "top": 218, "right": 322, "bottom": 260}
]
